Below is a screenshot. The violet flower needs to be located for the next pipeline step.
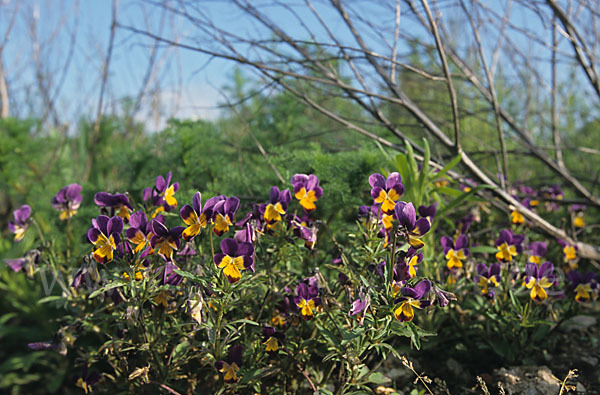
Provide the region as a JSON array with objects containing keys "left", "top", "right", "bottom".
[
  {"left": 394, "top": 280, "right": 431, "bottom": 322},
  {"left": 8, "top": 204, "right": 31, "bottom": 242},
  {"left": 52, "top": 183, "right": 82, "bottom": 220},
  {"left": 180, "top": 192, "right": 212, "bottom": 241},
  {"left": 495, "top": 229, "right": 524, "bottom": 262},
  {"left": 474, "top": 263, "right": 501, "bottom": 299},
  {"left": 527, "top": 241, "right": 547, "bottom": 265},
  {"left": 213, "top": 238, "right": 254, "bottom": 283},
  {"left": 291, "top": 173, "right": 323, "bottom": 212},
  {"left": 523, "top": 262, "right": 556, "bottom": 303},
  {"left": 441, "top": 235, "right": 470, "bottom": 269},
  {"left": 369, "top": 172, "right": 404, "bottom": 214},
  {"left": 215, "top": 345, "right": 244, "bottom": 383},
  {"left": 149, "top": 219, "right": 184, "bottom": 261},
  {"left": 394, "top": 202, "right": 431, "bottom": 249},
  {"left": 94, "top": 192, "right": 133, "bottom": 221},
  {"left": 88, "top": 215, "right": 123, "bottom": 264},
  {"left": 294, "top": 282, "right": 321, "bottom": 320},
  {"left": 259, "top": 186, "right": 291, "bottom": 226}
]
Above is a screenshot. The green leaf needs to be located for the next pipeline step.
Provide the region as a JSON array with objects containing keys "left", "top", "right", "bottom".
[
  {"left": 37, "top": 295, "right": 65, "bottom": 304},
  {"left": 88, "top": 281, "right": 127, "bottom": 299},
  {"left": 433, "top": 153, "right": 462, "bottom": 180},
  {"left": 368, "top": 372, "right": 391, "bottom": 385},
  {"left": 469, "top": 246, "right": 499, "bottom": 254}
]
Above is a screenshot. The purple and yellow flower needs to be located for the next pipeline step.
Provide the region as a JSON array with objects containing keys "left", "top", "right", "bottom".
[
  {"left": 126, "top": 211, "right": 156, "bottom": 254},
  {"left": 88, "top": 215, "right": 123, "bottom": 264},
  {"left": 75, "top": 364, "right": 101, "bottom": 394},
  {"left": 394, "top": 202, "right": 431, "bottom": 249},
  {"left": 52, "top": 183, "right": 82, "bottom": 220},
  {"left": 290, "top": 214, "right": 318, "bottom": 249},
  {"left": 180, "top": 192, "right": 212, "bottom": 241},
  {"left": 540, "top": 184, "right": 563, "bottom": 212},
  {"left": 143, "top": 172, "right": 179, "bottom": 213},
  {"left": 523, "top": 262, "right": 555, "bottom": 302},
  {"left": 260, "top": 187, "right": 291, "bottom": 226},
  {"left": 291, "top": 174, "right": 323, "bottom": 212},
  {"left": 474, "top": 263, "right": 501, "bottom": 298},
  {"left": 207, "top": 196, "right": 240, "bottom": 236},
  {"left": 441, "top": 235, "right": 469, "bottom": 270},
  {"left": 558, "top": 239, "right": 578, "bottom": 268},
  {"left": 4, "top": 249, "right": 39, "bottom": 279},
  {"left": 418, "top": 203, "right": 437, "bottom": 222},
  {"left": 213, "top": 238, "right": 255, "bottom": 283},
  {"left": 8, "top": 205, "right": 31, "bottom": 242},
  {"left": 570, "top": 204, "right": 587, "bottom": 228},
  {"left": 262, "top": 326, "right": 285, "bottom": 354},
  {"left": 349, "top": 297, "right": 369, "bottom": 325},
  {"left": 527, "top": 241, "right": 547, "bottom": 265},
  {"left": 510, "top": 209, "right": 525, "bottom": 225},
  {"left": 568, "top": 271, "right": 596, "bottom": 303},
  {"left": 215, "top": 345, "right": 243, "bottom": 383},
  {"left": 369, "top": 172, "right": 404, "bottom": 214},
  {"left": 495, "top": 229, "right": 524, "bottom": 262},
  {"left": 94, "top": 192, "right": 133, "bottom": 221},
  {"left": 396, "top": 248, "right": 423, "bottom": 279},
  {"left": 149, "top": 220, "right": 184, "bottom": 261},
  {"left": 158, "top": 261, "right": 183, "bottom": 286},
  {"left": 294, "top": 282, "right": 321, "bottom": 320},
  {"left": 394, "top": 280, "right": 431, "bottom": 322}
]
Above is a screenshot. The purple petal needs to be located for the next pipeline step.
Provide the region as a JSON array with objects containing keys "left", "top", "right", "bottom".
[
  {"left": 220, "top": 238, "right": 238, "bottom": 256},
  {"left": 192, "top": 192, "right": 202, "bottom": 213},
  {"left": 455, "top": 234, "right": 468, "bottom": 250},
  {"left": 129, "top": 211, "right": 148, "bottom": 230},
  {"left": 412, "top": 279, "right": 431, "bottom": 299},
  {"left": 385, "top": 172, "right": 403, "bottom": 190},
  {"left": 395, "top": 202, "right": 416, "bottom": 230},
  {"left": 440, "top": 236, "right": 454, "bottom": 254},
  {"left": 225, "top": 196, "right": 240, "bottom": 216},
  {"left": 368, "top": 173, "right": 386, "bottom": 189},
  {"left": 88, "top": 228, "right": 102, "bottom": 244},
  {"left": 155, "top": 175, "right": 167, "bottom": 191},
  {"left": 14, "top": 205, "right": 32, "bottom": 224},
  {"left": 151, "top": 219, "right": 169, "bottom": 237},
  {"left": 270, "top": 186, "right": 281, "bottom": 204},
  {"left": 413, "top": 218, "right": 430, "bottom": 236},
  {"left": 5, "top": 258, "right": 26, "bottom": 272},
  {"left": 107, "top": 216, "right": 123, "bottom": 235},
  {"left": 93, "top": 215, "right": 110, "bottom": 235}
]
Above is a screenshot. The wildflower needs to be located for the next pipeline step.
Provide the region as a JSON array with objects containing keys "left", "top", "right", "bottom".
[
  {"left": 126, "top": 211, "right": 155, "bottom": 254},
  {"left": 180, "top": 192, "right": 212, "bottom": 241},
  {"left": 213, "top": 238, "right": 255, "bottom": 283},
  {"left": 568, "top": 271, "right": 596, "bottom": 303},
  {"left": 558, "top": 239, "right": 578, "bottom": 268},
  {"left": 143, "top": 172, "right": 179, "bottom": 212},
  {"left": 215, "top": 345, "right": 244, "bottom": 383},
  {"left": 259, "top": 186, "right": 291, "bottom": 226},
  {"left": 290, "top": 214, "right": 318, "bottom": 249},
  {"left": 474, "top": 263, "right": 501, "bottom": 298},
  {"left": 158, "top": 261, "right": 183, "bottom": 286},
  {"left": 4, "top": 249, "right": 39, "bottom": 279},
  {"left": 394, "top": 202, "right": 431, "bottom": 249},
  {"left": 540, "top": 184, "right": 563, "bottom": 212},
  {"left": 431, "top": 284, "right": 456, "bottom": 307},
  {"left": 75, "top": 364, "right": 101, "bottom": 394},
  {"left": 149, "top": 220, "right": 184, "bottom": 261},
  {"left": 460, "top": 178, "right": 476, "bottom": 192},
  {"left": 396, "top": 248, "right": 423, "bottom": 279},
  {"left": 441, "top": 235, "right": 469, "bottom": 270},
  {"left": 527, "top": 241, "right": 547, "bottom": 264},
  {"left": 349, "top": 296, "right": 369, "bottom": 325},
  {"left": 52, "top": 183, "right": 82, "bottom": 220},
  {"left": 294, "top": 282, "right": 321, "bottom": 320},
  {"left": 72, "top": 259, "right": 101, "bottom": 289},
  {"left": 369, "top": 172, "right": 404, "bottom": 214},
  {"left": 291, "top": 173, "right": 323, "bottom": 212},
  {"left": 262, "top": 326, "right": 285, "bottom": 354},
  {"left": 8, "top": 205, "right": 32, "bottom": 242},
  {"left": 94, "top": 192, "right": 133, "bottom": 221},
  {"left": 207, "top": 196, "right": 240, "bottom": 236},
  {"left": 394, "top": 280, "right": 431, "bottom": 322},
  {"left": 495, "top": 229, "right": 524, "bottom": 262},
  {"left": 570, "top": 204, "right": 587, "bottom": 228},
  {"left": 510, "top": 209, "right": 525, "bottom": 224},
  {"left": 523, "top": 262, "right": 555, "bottom": 302},
  {"left": 88, "top": 215, "right": 123, "bottom": 264}
]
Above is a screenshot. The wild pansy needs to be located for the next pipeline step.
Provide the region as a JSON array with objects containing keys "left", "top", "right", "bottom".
[
  {"left": 290, "top": 214, "right": 318, "bottom": 249},
  {"left": 369, "top": 172, "right": 404, "bottom": 214},
  {"left": 158, "top": 261, "right": 183, "bottom": 286},
  {"left": 540, "top": 184, "right": 563, "bottom": 212},
  {"left": 215, "top": 345, "right": 243, "bottom": 383},
  {"left": 459, "top": 178, "right": 476, "bottom": 192},
  {"left": 474, "top": 263, "right": 501, "bottom": 299},
  {"left": 393, "top": 280, "right": 431, "bottom": 322},
  {"left": 394, "top": 202, "right": 431, "bottom": 249},
  {"left": 568, "top": 271, "right": 596, "bottom": 303},
  {"left": 418, "top": 203, "right": 437, "bottom": 222},
  {"left": 8, "top": 205, "right": 31, "bottom": 242},
  {"left": 558, "top": 239, "right": 578, "bottom": 268},
  {"left": 208, "top": 195, "right": 240, "bottom": 236},
  {"left": 94, "top": 192, "right": 133, "bottom": 221},
  {"left": 52, "top": 183, "right": 82, "bottom": 220},
  {"left": 570, "top": 204, "right": 587, "bottom": 228},
  {"left": 348, "top": 296, "right": 369, "bottom": 325},
  {"left": 262, "top": 326, "right": 284, "bottom": 354},
  {"left": 88, "top": 215, "right": 124, "bottom": 264},
  {"left": 126, "top": 211, "right": 156, "bottom": 254},
  {"left": 149, "top": 220, "right": 184, "bottom": 261},
  {"left": 441, "top": 235, "right": 469, "bottom": 270},
  {"left": 294, "top": 281, "right": 321, "bottom": 320},
  {"left": 4, "top": 249, "right": 40, "bottom": 279},
  {"left": 291, "top": 173, "right": 323, "bottom": 212},
  {"left": 75, "top": 364, "right": 101, "bottom": 394},
  {"left": 213, "top": 238, "right": 255, "bottom": 283},
  {"left": 396, "top": 248, "right": 423, "bottom": 279},
  {"left": 527, "top": 241, "right": 547, "bottom": 264},
  {"left": 510, "top": 208, "right": 525, "bottom": 225},
  {"left": 144, "top": 172, "right": 179, "bottom": 214},
  {"left": 180, "top": 192, "right": 212, "bottom": 241},
  {"left": 523, "top": 262, "right": 556, "bottom": 302},
  {"left": 495, "top": 229, "right": 524, "bottom": 262},
  {"left": 260, "top": 186, "right": 291, "bottom": 227}
]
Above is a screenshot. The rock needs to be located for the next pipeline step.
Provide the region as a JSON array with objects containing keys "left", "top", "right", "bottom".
[
  {"left": 560, "top": 315, "right": 597, "bottom": 332},
  {"left": 494, "top": 366, "right": 560, "bottom": 395}
]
